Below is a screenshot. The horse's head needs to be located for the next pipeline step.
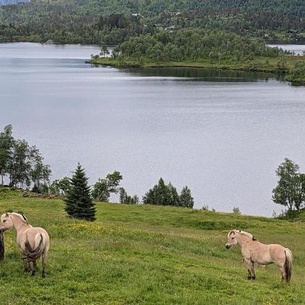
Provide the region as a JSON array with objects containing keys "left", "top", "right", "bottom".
[
  {"left": 0, "top": 213, "right": 14, "bottom": 232},
  {"left": 225, "top": 230, "right": 239, "bottom": 249},
  {"left": 225, "top": 229, "right": 257, "bottom": 249},
  {"left": 0, "top": 212, "right": 28, "bottom": 232}
]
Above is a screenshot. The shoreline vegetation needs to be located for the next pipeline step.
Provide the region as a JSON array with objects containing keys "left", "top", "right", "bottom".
[
  {"left": 89, "top": 54, "right": 305, "bottom": 85},
  {"left": 88, "top": 55, "right": 305, "bottom": 85},
  {"left": 88, "top": 29, "right": 305, "bottom": 85}
]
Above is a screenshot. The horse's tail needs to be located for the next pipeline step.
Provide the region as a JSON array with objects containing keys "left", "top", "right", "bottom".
[
  {"left": 24, "top": 233, "right": 44, "bottom": 261},
  {"left": 284, "top": 248, "right": 293, "bottom": 283}
]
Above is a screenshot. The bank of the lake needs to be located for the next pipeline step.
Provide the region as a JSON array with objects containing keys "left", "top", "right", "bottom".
[{"left": 89, "top": 55, "right": 305, "bottom": 85}]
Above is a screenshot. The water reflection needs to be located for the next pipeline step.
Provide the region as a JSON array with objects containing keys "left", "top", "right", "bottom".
[{"left": 122, "top": 67, "right": 277, "bottom": 82}]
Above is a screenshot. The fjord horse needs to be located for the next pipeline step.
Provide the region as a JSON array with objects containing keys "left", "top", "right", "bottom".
[
  {"left": 225, "top": 230, "right": 292, "bottom": 283},
  {"left": 0, "top": 212, "right": 50, "bottom": 278}
]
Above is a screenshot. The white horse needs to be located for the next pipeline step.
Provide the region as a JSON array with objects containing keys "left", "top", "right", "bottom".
[
  {"left": 225, "top": 230, "right": 292, "bottom": 283},
  {"left": 0, "top": 212, "right": 50, "bottom": 278}
]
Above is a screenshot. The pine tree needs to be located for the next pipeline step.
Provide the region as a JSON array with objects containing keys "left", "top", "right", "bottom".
[{"left": 64, "top": 163, "right": 96, "bottom": 221}]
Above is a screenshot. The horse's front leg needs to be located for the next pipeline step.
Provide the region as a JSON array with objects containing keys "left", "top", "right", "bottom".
[{"left": 244, "top": 258, "right": 255, "bottom": 280}]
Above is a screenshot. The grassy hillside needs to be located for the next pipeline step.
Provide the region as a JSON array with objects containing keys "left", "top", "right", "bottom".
[{"left": 0, "top": 188, "right": 305, "bottom": 304}]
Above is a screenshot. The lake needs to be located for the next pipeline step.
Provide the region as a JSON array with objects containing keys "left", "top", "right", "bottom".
[{"left": 1, "top": 42, "right": 305, "bottom": 217}]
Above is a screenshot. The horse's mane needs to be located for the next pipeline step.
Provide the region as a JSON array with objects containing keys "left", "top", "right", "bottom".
[
  {"left": 9, "top": 212, "right": 29, "bottom": 224},
  {"left": 228, "top": 229, "right": 257, "bottom": 241}
]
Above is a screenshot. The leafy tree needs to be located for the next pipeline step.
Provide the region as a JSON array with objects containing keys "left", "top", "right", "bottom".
[
  {"left": 30, "top": 156, "right": 51, "bottom": 193},
  {"left": 100, "top": 45, "right": 110, "bottom": 57},
  {"left": 50, "top": 177, "right": 71, "bottom": 196},
  {"left": 64, "top": 164, "right": 96, "bottom": 221},
  {"left": 272, "top": 158, "right": 305, "bottom": 211},
  {"left": 8, "top": 139, "right": 33, "bottom": 187},
  {"left": 143, "top": 178, "right": 173, "bottom": 206},
  {"left": 92, "top": 171, "right": 122, "bottom": 202},
  {"left": 0, "top": 125, "right": 51, "bottom": 189},
  {"left": 179, "top": 186, "right": 194, "bottom": 208},
  {"left": 0, "top": 124, "right": 14, "bottom": 185},
  {"left": 119, "top": 187, "right": 139, "bottom": 204},
  {"left": 233, "top": 207, "right": 241, "bottom": 215},
  {"left": 143, "top": 178, "right": 193, "bottom": 208}
]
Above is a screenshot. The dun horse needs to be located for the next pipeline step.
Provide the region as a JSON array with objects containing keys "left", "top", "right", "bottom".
[
  {"left": 225, "top": 229, "right": 292, "bottom": 283},
  {"left": 0, "top": 212, "right": 50, "bottom": 278}
]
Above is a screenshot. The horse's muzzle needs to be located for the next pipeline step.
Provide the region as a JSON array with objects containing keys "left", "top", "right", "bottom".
[{"left": 225, "top": 244, "right": 231, "bottom": 249}]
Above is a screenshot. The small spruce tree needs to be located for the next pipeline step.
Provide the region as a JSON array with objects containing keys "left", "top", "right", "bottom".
[
  {"left": 179, "top": 186, "right": 194, "bottom": 208},
  {"left": 64, "top": 163, "right": 96, "bottom": 221}
]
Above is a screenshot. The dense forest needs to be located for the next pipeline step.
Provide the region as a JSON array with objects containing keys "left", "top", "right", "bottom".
[{"left": 0, "top": 0, "right": 305, "bottom": 44}]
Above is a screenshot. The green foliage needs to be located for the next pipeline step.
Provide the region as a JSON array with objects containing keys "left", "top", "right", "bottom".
[
  {"left": 113, "top": 29, "right": 285, "bottom": 64},
  {"left": 143, "top": 178, "right": 194, "bottom": 208},
  {"left": 91, "top": 171, "right": 122, "bottom": 202},
  {"left": 0, "top": 124, "right": 13, "bottom": 185},
  {"left": 64, "top": 163, "right": 96, "bottom": 221},
  {"left": 0, "top": 0, "right": 305, "bottom": 44},
  {"left": 286, "top": 61, "right": 305, "bottom": 84},
  {"left": 0, "top": 125, "right": 51, "bottom": 190},
  {"left": 272, "top": 158, "right": 305, "bottom": 212},
  {"left": 119, "top": 187, "right": 139, "bottom": 204},
  {"left": 179, "top": 186, "right": 194, "bottom": 208},
  {"left": 49, "top": 177, "right": 71, "bottom": 197},
  {"left": 233, "top": 207, "right": 241, "bottom": 215},
  {"left": 1, "top": 190, "right": 305, "bottom": 304}
]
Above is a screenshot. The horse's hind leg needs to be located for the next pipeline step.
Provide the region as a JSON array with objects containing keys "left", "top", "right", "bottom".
[
  {"left": 22, "top": 257, "right": 31, "bottom": 273},
  {"left": 41, "top": 251, "right": 47, "bottom": 278},
  {"left": 278, "top": 266, "right": 286, "bottom": 281},
  {"left": 31, "top": 259, "right": 38, "bottom": 276}
]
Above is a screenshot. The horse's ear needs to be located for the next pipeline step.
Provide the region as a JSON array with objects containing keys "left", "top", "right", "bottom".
[
  {"left": 229, "top": 230, "right": 236, "bottom": 236},
  {"left": 5, "top": 213, "right": 9, "bottom": 216}
]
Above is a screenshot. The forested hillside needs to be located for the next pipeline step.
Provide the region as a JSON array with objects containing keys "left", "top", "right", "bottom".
[{"left": 0, "top": 0, "right": 305, "bottom": 44}]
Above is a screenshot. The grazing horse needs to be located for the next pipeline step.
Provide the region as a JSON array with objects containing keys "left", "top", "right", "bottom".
[
  {"left": 0, "top": 212, "right": 50, "bottom": 278},
  {"left": 225, "top": 229, "right": 292, "bottom": 283}
]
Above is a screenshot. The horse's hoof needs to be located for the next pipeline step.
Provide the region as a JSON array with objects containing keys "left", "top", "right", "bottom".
[
  {"left": 247, "top": 276, "right": 252, "bottom": 280},
  {"left": 252, "top": 276, "right": 256, "bottom": 280}
]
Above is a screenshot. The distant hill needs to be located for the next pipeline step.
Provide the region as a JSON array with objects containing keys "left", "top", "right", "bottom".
[{"left": 0, "top": 0, "right": 304, "bottom": 44}]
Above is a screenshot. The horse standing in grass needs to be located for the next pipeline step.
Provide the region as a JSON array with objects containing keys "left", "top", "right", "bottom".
[
  {"left": 225, "top": 229, "right": 292, "bottom": 283},
  {"left": 0, "top": 212, "right": 50, "bottom": 278}
]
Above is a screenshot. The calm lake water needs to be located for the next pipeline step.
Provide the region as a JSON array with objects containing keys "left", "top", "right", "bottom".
[{"left": 1, "top": 42, "right": 305, "bottom": 217}]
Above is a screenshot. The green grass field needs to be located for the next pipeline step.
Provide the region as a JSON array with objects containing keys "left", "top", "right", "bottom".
[{"left": 0, "top": 189, "right": 305, "bottom": 304}]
